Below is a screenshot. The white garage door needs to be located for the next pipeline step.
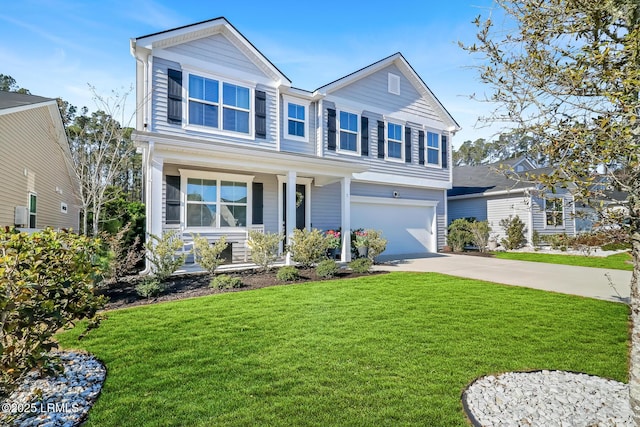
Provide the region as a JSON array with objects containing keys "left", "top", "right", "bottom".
[{"left": 351, "top": 196, "right": 437, "bottom": 255}]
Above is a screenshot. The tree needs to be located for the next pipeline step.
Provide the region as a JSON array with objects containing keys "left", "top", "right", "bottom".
[
  {"left": 0, "top": 74, "right": 30, "bottom": 94},
  {"left": 463, "top": 0, "right": 640, "bottom": 421},
  {"left": 65, "top": 87, "right": 138, "bottom": 236},
  {"left": 453, "top": 138, "right": 491, "bottom": 166}
]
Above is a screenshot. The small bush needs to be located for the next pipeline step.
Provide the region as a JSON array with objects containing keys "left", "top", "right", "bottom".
[
  {"left": 276, "top": 266, "right": 300, "bottom": 282},
  {"left": 531, "top": 230, "right": 542, "bottom": 248},
  {"left": 192, "top": 234, "right": 228, "bottom": 275},
  {"left": 468, "top": 220, "right": 491, "bottom": 252},
  {"left": 448, "top": 219, "right": 473, "bottom": 252},
  {"left": 542, "top": 233, "right": 570, "bottom": 250},
  {"left": 365, "top": 229, "right": 388, "bottom": 261},
  {"left": 248, "top": 231, "right": 283, "bottom": 271},
  {"left": 349, "top": 258, "right": 373, "bottom": 273},
  {"left": 210, "top": 274, "right": 243, "bottom": 290},
  {"left": 499, "top": 216, "right": 527, "bottom": 250},
  {"left": 145, "top": 230, "right": 187, "bottom": 281},
  {"left": 135, "top": 277, "right": 165, "bottom": 298},
  {"left": 602, "top": 242, "right": 632, "bottom": 251},
  {"left": 316, "top": 259, "right": 339, "bottom": 278},
  {"left": 101, "top": 222, "right": 144, "bottom": 284},
  {"left": 288, "top": 228, "right": 328, "bottom": 268},
  {"left": 0, "top": 227, "right": 106, "bottom": 398}
]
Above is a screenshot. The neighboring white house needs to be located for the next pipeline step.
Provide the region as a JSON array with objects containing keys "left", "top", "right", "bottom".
[
  {"left": 448, "top": 158, "right": 583, "bottom": 245},
  {"left": 0, "top": 91, "right": 80, "bottom": 231},
  {"left": 130, "top": 17, "right": 459, "bottom": 263}
]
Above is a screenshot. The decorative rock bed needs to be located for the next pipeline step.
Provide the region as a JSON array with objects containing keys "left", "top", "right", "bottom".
[
  {"left": 0, "top": 352, "right": 106, "bottom": 427},
  {"left": 463, "top": 370, "right": 632, "bottom": 426}
]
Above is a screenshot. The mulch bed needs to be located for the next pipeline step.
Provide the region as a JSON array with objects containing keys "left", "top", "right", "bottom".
[{"left": 99, "top": 267, "right": 386, "bottom": 311}]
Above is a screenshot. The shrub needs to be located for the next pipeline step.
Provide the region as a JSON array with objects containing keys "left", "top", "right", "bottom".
[
  {"left": 192, "top": 234, "right": 228, "bottom": 275},
  {"left": 349, "top": 257, "right": 373, "bottom": 273},
  {"left": 531, "top": 230, "right": 542, "bottom": 249},
  {"left": 210, "top": 274, "right": 243, "bottom": 290},
  {"left": 601, "top": 242, "right": 632, "bottom": 251},
  {"left": 288, "top": 228, "right": 328, "bottom": 268},
  {"left": 499, "top": 216, "right": 527, "bottom": 250},
  {"left": 0, "top": 227, "right": 106, "bottom": 398},
  {"left": 316, "top": 259, "right": 339, "bottom": 278},
  {"left": 542, "top": 233, "right": 570, "bottom": 250},
  {"left": 276, "top": 266, "right": 300, "bottom": 282},
  {"left": 101, "top": 222, "right": 144, "bottom": 284},
  {"left": 248, "top": 231, "right": 283, "bottom": 271},
  {"left": 145, "top": 230, "right": 188, "bottom": 281},
  {"left": 135, "top": 277, "right": 165, "bottom": 298},
  {"left": 447, "top": 219, "right": 473, "bottom": 252},
  {"left": 468, "top": 220, "right": 491, "bottom": 252},
  {"left": 324, "top": 229, "right": 342, "bottom": 249},
  {"left": 364, "top": 229, "right": 388, "bottom": 261}
]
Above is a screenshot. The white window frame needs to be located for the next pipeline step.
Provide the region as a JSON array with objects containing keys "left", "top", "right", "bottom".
[
  {"left": 28, "top": 192, "right": 37, "bottom": 229},
  {"left": 283, "top": 95, "right": 310, "bottom": 142},
  {"left": 178, "top": 169, "right": 255, "bottom": 232},
  {"left": 337, "top": 108, "right": 360, "bottom": 155},
  {"left": 386, "top": 121, "right": 404, "bottom": 162},
  {"left": 388, "top": 73, "right": 400, "bottom": 95},
  {"left": 426, "top": 130, "right": 441, "bottom": 167},
  {"left": 184, "top": 69, "right": 255, "bottom": 139},
  {"left": 544, "top": 197, "right": 565, "bottom": 228}
]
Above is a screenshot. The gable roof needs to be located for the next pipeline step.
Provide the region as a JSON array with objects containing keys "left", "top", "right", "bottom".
[
  {"left": 131, "top": 17, "right": 291, "bottom": 87},
  {"left": 0, "top": 91, "right": 53, "bottom": 112},
  {"left": 449, "top": 159, "right": 553, "bottom": 197},
  {"left": 315, "top": 52, "right": 460, "bottom": 132}
]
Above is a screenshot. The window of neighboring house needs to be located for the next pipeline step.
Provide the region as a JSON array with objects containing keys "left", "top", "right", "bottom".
[
  {"left": 185, "top": 176, "right": 249, "bottom": 228},
  {"left": 339, "top": 111, "right": 358, "bottom": 152},
  {"left": 427, "top": 132, "right": 440, "bottom": 165},
  {"left": 28, "top": 193, "right": 37, "bottom": 228},
  {"left": 287, "top": 103, "right": 305, "bottom": 138},
  {"left": 187, "top": 74, "right": 251, "bottom": 134},
  {"left": 387, "top": 123, "right": 403, "bottom": 160},
  {"left": 545, "top": 198, "right": 564, "bottom": 227}
]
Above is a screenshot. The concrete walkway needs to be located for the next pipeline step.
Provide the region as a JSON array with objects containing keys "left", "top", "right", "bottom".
[{"left": 375, "top": 253, "right": 633, "bottom": 303}]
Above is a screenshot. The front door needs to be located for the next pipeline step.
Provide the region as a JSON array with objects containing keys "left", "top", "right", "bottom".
[{"left": 283, "top": 183, "right": 306, "bottom": 230}]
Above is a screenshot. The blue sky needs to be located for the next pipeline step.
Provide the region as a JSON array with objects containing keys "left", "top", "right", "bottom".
[{"left": 0, "top": 0, "right": 506, "bottom": 145}]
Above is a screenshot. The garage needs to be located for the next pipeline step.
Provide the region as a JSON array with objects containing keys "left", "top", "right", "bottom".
[{"left": 350, "top": 196, "right": 438, "bottom": 256}]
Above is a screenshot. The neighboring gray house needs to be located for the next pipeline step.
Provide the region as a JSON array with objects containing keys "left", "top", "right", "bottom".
[
  {"left": 130, "top": 17, "right": 460, "bottom": 263},
  {"left": 0, "top": 91, "right": 80, "bottom": 230},
  {"left": 448, "top": 158, "right": 582, "bottom": 245}
]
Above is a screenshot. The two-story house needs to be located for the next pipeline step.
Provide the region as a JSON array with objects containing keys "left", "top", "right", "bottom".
[{"left": 130, "top": 17, "right": 459, "bottom": 264}]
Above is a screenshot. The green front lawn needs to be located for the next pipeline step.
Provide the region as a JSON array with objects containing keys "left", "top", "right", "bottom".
[
  {"left": 58, "top": 272, "right": 629, "bottom": 426},
  {"left": 494, "top": 251, "right": 633, "bottom": 270}
]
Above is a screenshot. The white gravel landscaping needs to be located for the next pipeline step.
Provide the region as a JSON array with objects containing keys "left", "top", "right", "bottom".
[
  {"left": 463, "top": 370, "right": 632, "bottom": 426},
  {"left": 0, "top": 352, "right": 106, "bottom": 427}
]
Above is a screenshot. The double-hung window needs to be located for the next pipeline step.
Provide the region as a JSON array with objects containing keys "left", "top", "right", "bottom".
[
  {"left": 545, "top": 198, "right": 564, "bottom": 227},
  {"left": 28, "top": 193, "right": 37, "bottom": 228},
  {"left": 187, "top": 73, "right": 251, "bottom": 134},
  {"left": 427, "top": 132, "right": 440, "bottom": 165},
  {"left": 339, "top": 111, "right": 358, "bottom": 152},
  {"left": 287, "top": 103, "right": 305, "bottom": 138},
  {"left": 185, "top": 173, "right": 250, "bottom": 229},
  {"left": 387, "top": 123, "right": 403, "bottom": 160}
]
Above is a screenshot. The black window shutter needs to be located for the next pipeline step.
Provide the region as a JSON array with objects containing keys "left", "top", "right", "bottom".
[
  {"left": 165, "top": 175, "right": 181, "bottom": 224},
  {"left": 167, "top": 69, "right": 182, "bottom": 125},
  {"left": 361, "top": 116, "right": 369, "bottom": 156},
  {"left": 327, "top": 108, "right": 336, "bottom": 151},
  {"left": 404, "top": 126, "right": 412, "bottom": 163},
  {"left": 252, "top": 182, "right": 264, "bottom": 225},
  {"left": 441, "top": 135, "right": 448, "bottom": 168},
  {"left": 255, "top": 90, "right": 267, "bottom": 139},
  {"left": 418, "top": 130, "right": 425, "bottom": 165},
  {"left": 377, "top": 120, "right": 385, "bottom": 158}
]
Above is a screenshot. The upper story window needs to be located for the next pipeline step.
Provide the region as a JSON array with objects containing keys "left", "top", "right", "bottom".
[
  {"left": 187, "top": 73, "right": 251, "bottom": 134},
  {"left": 288, "top": 103, "right": 305, "bottom": 138},
  {"left": 387, "top": 123, "right": 403, "bottom": 160},
  {"left": 339, "top": 111, "right": 358, "bottom": 152},
  {"left": 545, "top": 198, "right": 564, "bottom": 227},
  {"left": 427, "top": 132, "right": 440, "bottom": 165}
]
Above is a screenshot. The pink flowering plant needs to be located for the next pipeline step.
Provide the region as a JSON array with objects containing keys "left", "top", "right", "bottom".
[
  {"left": 354, "top": 230, "right": 369, "bottom": 248},
  {"left": 325, "top": 229, "right": 341, "bottom": 249}
]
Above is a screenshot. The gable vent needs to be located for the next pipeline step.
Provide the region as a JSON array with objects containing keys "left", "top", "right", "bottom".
[{"left": 388, "top": 73, "right": 400, "bottom": 95}]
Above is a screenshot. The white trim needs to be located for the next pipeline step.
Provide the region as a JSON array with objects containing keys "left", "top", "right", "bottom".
[
  {"left": 0, "top": 99, "right": 58, "bottom": 116},
  {"left": 282, "top": 94, "right": 310, "bottom": 143},
  {"left": 336, "top": 108, "right": 360, "bottom": 155},
  {"left": 425, "top": 130, "right": 441, "bottom": 168},
  {"left": 276, "top": 175, "right": 312, "bottom": 236},
  {"left": 353, "top": 171, "right": 451, "bottom": 190},
  {"left": 448, "top": 188, "right": 530, "bottom": 200},
  {"left": 385, "top": 121, "right": 404, "bottom": 162},
  {"left": 351, "top": 195, "right": 438, "bottom": 208}
]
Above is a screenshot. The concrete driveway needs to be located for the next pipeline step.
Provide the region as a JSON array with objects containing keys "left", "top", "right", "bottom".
[{"left": 376, "top": 253, "right": 632, "bottom": 303}]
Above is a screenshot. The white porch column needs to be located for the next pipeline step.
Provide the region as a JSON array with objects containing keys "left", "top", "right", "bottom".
[
  {"left": 341, "top": 175, "right": 352, "bottom": 262},
  {"left": 147, "top": 154, "right": 164, "bottom": 273},
  {"left": 285, "top": 170, "right": 297, "bottom": 265}
]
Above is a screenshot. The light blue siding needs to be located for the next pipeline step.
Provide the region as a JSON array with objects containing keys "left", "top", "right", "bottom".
[
  {"left": 486, "top": 195, "right": 532, "bottom": 243},
  {"left": 448, "top": 198, "right": 488, "bottom": 223},
  {"left": 531, "top": 191, "right": 576, "bottom": 237},
  {"left": 311, "top": 182, "right": 341, "bottom": 231}
]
